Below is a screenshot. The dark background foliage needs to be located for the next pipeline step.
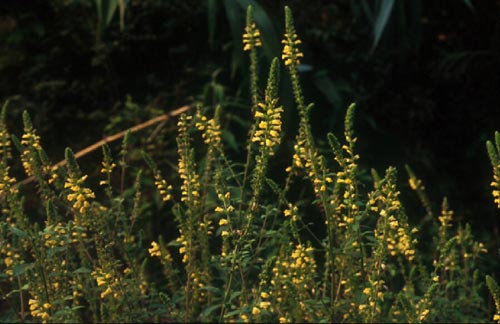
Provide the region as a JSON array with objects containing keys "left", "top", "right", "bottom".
[{"left": 1, "top": 0, "right": 499, "bottom": 278}]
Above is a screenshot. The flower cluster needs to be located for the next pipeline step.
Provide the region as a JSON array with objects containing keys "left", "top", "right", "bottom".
[
  {"left": 215, "top": 192, "right": 234, "bottom": 238},
  {"left": 195, "top": 110, "right": 221, "bottom": 147},
  {"left": 0, "top": 166, "right": 17, "bottom": 199},
  {"left": 148, "top": 241, "right": 161, "bottom": 257},
  {"left": 259, "top": 243, "right": 318, "bottom": 322},
  {"left": 371, "top": 169, "right": 417, "bottom": 262},
  {"left": 178, "top": 155, "right": 200, "bottom": 204},
  {"left": 243, "top": 23, "right": 262, "bottom": 52},
  {"left": 251, "top": 99, "right": 283, "bottom": 155},
  {"left": 149, "top": 240, "right": 174, "bottom": 267},
  {"left": 28, "top": 297, "right": 51, "bottom": 322},
  {"left": 20, "top": 128, "right": 42, "bottom": 177},
  {"left": 42, "top": 223, "right": 69, "bottom": 248},
  {"left": 487, "top": 135, "right": 500, "bottom": 208},
  {"left": 491, "top": 172, "right": 500, "bottom": 208},
  {"left": 0, "top": 126, "right": 11, "bottom": 158},
  {"left": 177, "top": 114, "right": 201, "bottom": 206},
  {"left": 153, "top": 171, "right": 172, "bottom": 202},
  {"left": 292, "top": 137, "right": 330, "bottom": 196},
  {"left": 91, "top": 268, "right": 119, "bottom": 299},
  {"left": 0, "top": 118, "right": 17, "bottom": 200},
  {"left": 99, "top": 158, "right": 116, "bottom": 186},
  {"left": 281, "top": 32, "right": 303, "bottom": 66},
  {"left": 1, "top": 243, "right": 21, "bottom": 279},
  {"left": 176, "top": 232, "right": 189, "bottom": 264},
  {"left": 283, "top": 203, "right": 299, "bottom": 222},
  {"left": 64, "top": 174, "right": 95, "bottom": 214},
  {"left": 438, "top": 199, "right": 453, "bottom": 242}
]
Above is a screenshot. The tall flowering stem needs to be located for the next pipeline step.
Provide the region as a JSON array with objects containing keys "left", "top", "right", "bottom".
[
  {"left": 282, "top": 6, "right": 336, "bottom": 306},
  {"left": 0, "top": 102, "right": 24, "bottom": 228},
  {"left": 64, "top": 148, "right": 95, "bottom": 227},
  {"left": 241, "top": 5, "right": 263, "bottom": 206},
  {"left": 486, "top": 275, "right": 500, "bottom": 324},
  {"left": 243, "top": 5, "right": 262, "bottom": 112},
  {"left": 282, "top": 6, "right": 331, "bottom": 212},
  {"left": 176, "top": 113, "right": 207, "bottom": 321},
  {"left": 250, "top": 57, "right": 282, "bottom": 205},
  {"left": 18, "top": 111, "right": 57, "bottom": 200},
  {"left": 486, "top": 131, "right": 500, "bottom": 208}
]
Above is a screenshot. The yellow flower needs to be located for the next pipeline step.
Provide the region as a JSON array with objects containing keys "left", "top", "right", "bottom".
[
  {"left": 419, "top": 309, "right": 430, "bottom": 321},
  {"left": 64, "top": 175, "right": 95, "bottom": 214},
  {"left": 148, "top": 241, "right": 161, "bottom": 257},
  {"left": 243, "top": 23, "right": 262, "bottom": 51},
  {"left": 252, "top": 98, "right": 283, "bottom": 155},
  {"left": 252, "top": 307, "right": 261, "bottom": 315},
  {"left": 100, "top": 286, "right": 112, "bottom": 299},
  {"left": 281, "top": 33, "right": 304, "bottom": 66}
]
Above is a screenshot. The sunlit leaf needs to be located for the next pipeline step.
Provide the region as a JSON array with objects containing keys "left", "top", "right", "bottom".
[{"left": 372, "top": 0, "right": 395, "bottom": 52}]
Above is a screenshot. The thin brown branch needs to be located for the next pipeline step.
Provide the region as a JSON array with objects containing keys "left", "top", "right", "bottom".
[{"left": 16, "top": 104, "right": 192, "bottom": 188}]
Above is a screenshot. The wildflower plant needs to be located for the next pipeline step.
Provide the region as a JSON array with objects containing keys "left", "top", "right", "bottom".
[{"left": 0, "top": 5, "right": 498, "bottom": 324}]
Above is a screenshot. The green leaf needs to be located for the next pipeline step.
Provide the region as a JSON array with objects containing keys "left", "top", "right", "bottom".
[
  {"left": 314, "top": 70, "right": 342, "bottom": 110},
  {"left": 9, "top": 227, "right": 29, "bottom": 239},
  {"left": 159, "top": 292, "right": 171, "bottom": 305},
  {"left": 13, "top": 263, "right": 34, "bottom": 277},
  {"left": 461, "top": 0, "right": 476, "bottom": 13},
  {"left": 222, "top": 0, "right": 244, "bottom": 78},
  {"left": 221, "top": 129, "right": 239, "bottom": 152},
  {"left": 200, "top": 304, "right": 222, "bottom": 320},
  {"left": 74, "top": 267, "right": 92, "bottom": 274},
  {"left": 230, "top": 291, "right": 242, "bottom": 302},
  {"left": 371, "top": 0, "right": 395, "bottom": 52}
]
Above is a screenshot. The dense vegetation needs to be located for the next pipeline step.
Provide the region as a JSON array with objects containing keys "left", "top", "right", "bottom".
[{"left": 1, "top": 1, "right": 500, "bottom": 322}]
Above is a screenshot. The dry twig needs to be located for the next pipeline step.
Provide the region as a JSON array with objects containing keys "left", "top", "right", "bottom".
[{"left": 15, "top": 104, "right": 192, "bottom": 188}]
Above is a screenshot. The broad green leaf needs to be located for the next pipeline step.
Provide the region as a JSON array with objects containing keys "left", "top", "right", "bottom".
[
  {"left": 200, "top": 304, "right": 222, "bottom": 320},
  {"left": 221, "top": 129, "right": 239, "bottom": 152},
  {"left": 105, "top": 0, "right": 120, "bottom": 26},
  {"left": 222, "top": 0, "right": 244, "bottom": 78},
  {"left": 314, "top": 70, "right": 342, "bottom": 110},
  {"left": 372, "top": 0, "right": 395, "bottom": 52},
  {"left": 13, "top": 263, "right": 34, "bottom": 277},
  {"left": 462, "top": 0, "right": 476, "bottom": 13}
]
